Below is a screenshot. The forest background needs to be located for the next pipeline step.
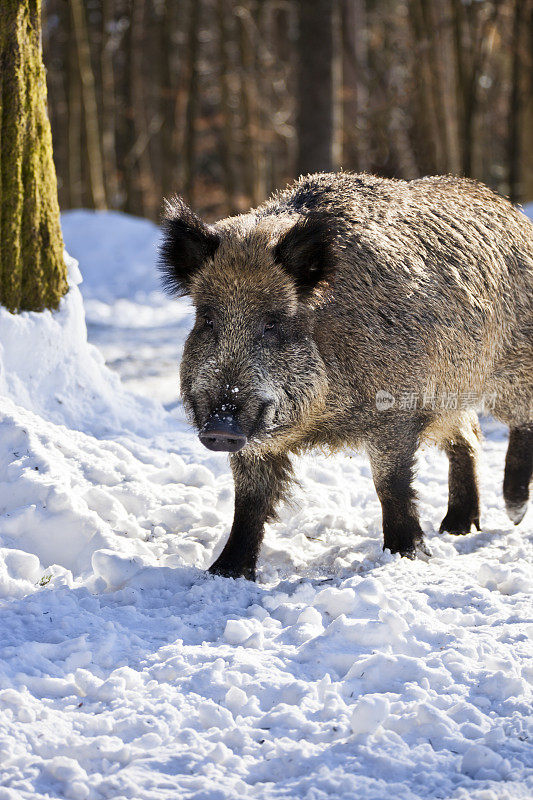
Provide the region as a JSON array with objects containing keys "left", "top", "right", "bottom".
[{"left": 42, "top": 0, "right": 533, "bottom": 223}]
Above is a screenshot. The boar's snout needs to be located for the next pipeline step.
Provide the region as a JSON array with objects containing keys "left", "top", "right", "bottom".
[{"left": 199, "top": 413, "right": 247, "bottom": 453}]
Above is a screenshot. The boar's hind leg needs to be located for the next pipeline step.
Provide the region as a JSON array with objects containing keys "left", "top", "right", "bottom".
[
  {"left": 503, "top": 426, "right": 533, "bottom": 525},
  {"left": 439, "top": 413, "right": 481, "bottom": 535},
  {"left": 366, "top": 424, "right": 428, "bottom": 557},
  {"left": 209, "top": 452, "right": 293, "bottom": 580}
]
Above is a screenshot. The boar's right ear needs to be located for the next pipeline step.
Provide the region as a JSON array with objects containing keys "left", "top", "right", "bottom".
[
  {"left": 159, "top": 197, "right": 221, "bottom": 296},
  {"left": 273, "top": 211, "right": 337, "bottom": 301}
]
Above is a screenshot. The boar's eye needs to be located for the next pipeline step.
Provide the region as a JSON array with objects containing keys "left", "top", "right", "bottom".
[
  {"left": 197, "top": 307, "right": 216, "bottom": 331},
  {"left": 260, "top": 320, "right": 280, "bottom": 338}
]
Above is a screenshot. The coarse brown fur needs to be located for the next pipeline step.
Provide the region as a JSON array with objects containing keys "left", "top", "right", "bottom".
[{"left": 160, "top": 172, "right": 533, "bottom": 579}]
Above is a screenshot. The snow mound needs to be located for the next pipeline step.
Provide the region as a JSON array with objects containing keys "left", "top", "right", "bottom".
[
  {"left": 0, "top": 253, "right": 166, "bottom": 438},
  {"left": 61, "top": 209, "right": 162, "bottom": 302},
  {"left": 0, "top": 212, "right": 532, "bottom": 800}
]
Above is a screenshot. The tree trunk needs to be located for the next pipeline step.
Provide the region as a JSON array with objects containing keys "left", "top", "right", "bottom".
[
  {"left": 331, "top": 0, "right": 343, "bottom": 170},
  {"left": 183, "top": 0, "right": 201, "bottom": 205},
  {"left": 157, "top": 0, "right": 178, "bottom": 203},
  {"left": 68, "top": 16, "right": 83, "bottom": 208},
  {"left": 418, "top": 0, "right": 450, "bottom": 172},
  {"left": 435, "top": 0, "right": 461, "bottom": 175},
  {"left": 508, "top": 0, "right": 525, "bottom": 203},
  {"left": 523, "top": 3, "right": 533, "bottom": 202},
  {"left": 237, "top": 1, "right": 263, "bottom": 206},
  {"left": 408, "top": 0, "right": 441, "bottom": 174},
  {"left": 450, "top": 0, "right": 501, "bottom": 179},
  {"left": 450, "top": 0, "right": 471, "bottom": 175},
  {"left": 126, "top": 0, "right": 159, "bottom": 218},
  {"left": 217, "top": 0, "right": 237, "bottom": 211},
  {"left": 296, "top": 0, "right": 334, "bottom": 175},
  {"left": 273, "top": 2, "right": 298, "bottom": 187},
  {"left": 0, "top": 0, "right": 68, "bottom": 313},
  {"left": 257, "top": 0, "right": 279, "bottom": 199},
  {"left": 70, "top": 0, "right": 107, "bottom": 209},
  {"left": 341, "top": 0, "right": 360, "bottom": 170},
  {"left": 101, "top": 0, "right": 119, "bottom": 207},
  {"left": 120, "top": 0, "right": 138, "bottom": 214},
  {"left": 42, "top": 0, "right": 70, "bottom": 210}
]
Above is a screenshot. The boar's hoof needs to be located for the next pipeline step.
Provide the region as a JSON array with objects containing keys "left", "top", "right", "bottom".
[
  {"left": 208, "top": 559, "right": 256, "bottom": 581},
  {"left": 384, "top": 535, "right": 431, "bottom": 559},
  {"left": 439, "top": 508, "right": 481, "bottom": 536},
  {"left": 505, "top": 500, "right": 528, "bottom": 525},
  {"left": 503, "top": 477, "right": 529, "bottom": 524},
  {"left": 414, "top": 539, "right": 432, "bottom": 559},
  {"left": 383, "top": 519, "right": 430, "bottom": 559},
  {"left": 390, "top": 539, "right": 432, "bottom": 560}
]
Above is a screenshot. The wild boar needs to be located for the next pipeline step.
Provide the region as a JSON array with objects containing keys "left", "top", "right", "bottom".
[{"left": 160, "top": 172, "right": 533, "bottom": 580}]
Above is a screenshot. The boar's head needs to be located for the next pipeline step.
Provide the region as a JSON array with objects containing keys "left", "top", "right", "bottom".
[{"left": 160, "top": 197, "right": 334, "bottom": 453}]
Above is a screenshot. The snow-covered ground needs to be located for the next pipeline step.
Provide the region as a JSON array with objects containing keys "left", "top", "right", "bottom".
[{"left": 0, "top": 209, "right": 532, "bottom": 800}]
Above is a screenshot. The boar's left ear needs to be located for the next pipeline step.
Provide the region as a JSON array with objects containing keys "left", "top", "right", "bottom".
[
  {"left": 273, "top": 212, "right": 337, "bottom": 301},
  {"left": 159, "top": 196, "right": 221, "bottom": 296}
]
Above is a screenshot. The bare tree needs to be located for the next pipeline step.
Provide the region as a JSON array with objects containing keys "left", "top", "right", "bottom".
[
  {"left": 296, "top": 0, "right": 335, "bottom": 175},
  {"left": 68, "top": 21, "right": 83, "bottom": 208},
  {"left": 126, "top": 0, "right": 159, "bottom": 217},
  {"left": 183, "top": 0, "right": 201, "bottom": 205},
  {"left": 237, "top": 1, "right": 263, "bottom": 205},
  {"left": 450, "top": 0, "right": 502, "bottom": 177},
  {"left": 508, "top": 0, "right": 526, "bottom": 202},
  {"left": 101, "top": 0, "right": 120, "bottom": 207},
  {"left": 217, "top": 0, "right": 237, "bottom": 210},
  {"left": 157, "top": 0, "right": 180, "bottom": 202},
  {"left": 523, "top": 2, "right": 533, "bottom": 201},
  {"left": 70, "top": 0, "right": 107, "bottom": 208}
]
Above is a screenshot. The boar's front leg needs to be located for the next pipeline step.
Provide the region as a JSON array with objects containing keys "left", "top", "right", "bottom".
[
  {"left": 209, "top": 451, "right": 293, "bottom": 580},
  {"left": 366, "top": 422, "right": 428, "bottom": 557}
]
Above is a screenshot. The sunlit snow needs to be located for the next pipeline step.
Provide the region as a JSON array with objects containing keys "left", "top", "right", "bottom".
[{"left": 0, "top": 209, "right": 531, "bottom": 800}]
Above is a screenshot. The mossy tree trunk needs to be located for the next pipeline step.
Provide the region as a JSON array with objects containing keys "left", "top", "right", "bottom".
[{"left": 0, "top": 0, "right": 68, "bottom": 313}]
